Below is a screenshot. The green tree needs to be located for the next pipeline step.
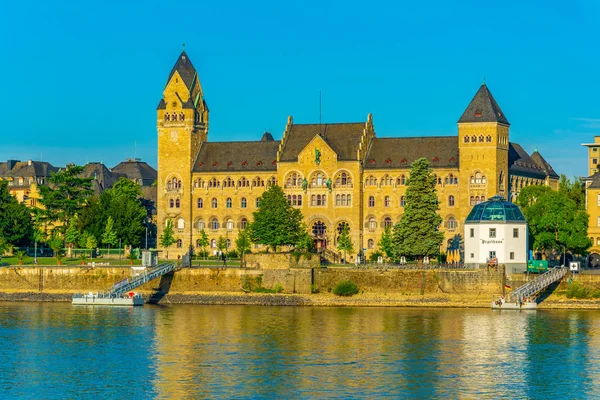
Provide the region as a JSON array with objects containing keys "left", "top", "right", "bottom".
[
  {"left": 559, "top": 174, "right": 585, "bottom": 210},
  {"left": 102, "top": 216, "right": 119, "bottom": 253},
  {"left": 0, "top": 181, "right": 34, "bottom": 247},
  {"left": 109, "top": 179, "right": 147, "bottom": 246},
  {"left": 235, "top": 229, "right": 251, "bottom": 266},
  {"left": 336, "top": 224, "right": 354, "bottom": 263},
  {"left": 217, "top": 236, "right": 227, "bottom": 253},
  {"left": 517, "top": 186, "right": 591, "bottom": 257},
  {"left": 47, "top": 234, "right": 64, "bottom": 264},
  {"left": 392, "top": 158, "right": 444, "bottom": 263},
  {"left": 197, "top": 229, "right": 209, "bottom": 259},
  {"left": 247, "top": 185, "right": 305, "bottom": 251},
  {"left": 63, "top": 219, "right": 80, "bottom": 257},
  {"left": 159, "top": 219, "right": 176, "bottom": 259},
  {"left": 38, "top": 165, "right": 93, "bottom": 231},
  {"left": 378, "top": 226, "right": 394, "bottom": 260}
]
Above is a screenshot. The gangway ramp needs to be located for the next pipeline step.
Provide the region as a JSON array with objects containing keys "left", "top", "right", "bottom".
[
  {"left": 509, "top": 266, "right": 568, "bottom": 302},
  {"left": 493, "top": 266, "right": 568, "bottom": 309},
  {"left": 109, "top": 262, "right": 179, "bottom": 298}
]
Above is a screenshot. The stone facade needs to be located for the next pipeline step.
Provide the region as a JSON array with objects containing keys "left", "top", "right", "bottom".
[{"left": 157, "top": 51, "right": 559, "bottom": 259}]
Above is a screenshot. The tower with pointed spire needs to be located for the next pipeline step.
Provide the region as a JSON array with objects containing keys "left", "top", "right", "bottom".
[
  {"left": 457, "top": 83, "right": 510, "bottom": 212},
  {"left": 157, "top": 50, "right": 209, "bottom": 250}
]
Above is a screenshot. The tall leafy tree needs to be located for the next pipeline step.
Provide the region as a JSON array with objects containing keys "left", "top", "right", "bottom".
[
  {"left": 517, "top": 186, "right": 591, "bottom": 256},
  {"left": 0, "top": 181, "right": 33, "bottom": 247},
  {"left": 558, "top": 174, "right": 585, "bottom": 210},
  {"left": 235, "top": 229, "right": 251, "bottom": 266},
  {"left": 378, "top": 226, "right": 394, "bottom": 260},
  {"left": 159, "top": 219, "right": 176, "bottom": 259},
  {"left": 102, "top": 216, "right": 119, "bottom": 252},
  {"left": 392, "top": 158, "right": 444, "bottom": 262},
  {"left": 336, "top": 224, "right": 354, "bottom": 263},
  {"left": 63, "top": 219, "right": 80, "bottom": 257},
  {"left": 247, "top": 185, "right": 305, "bottom": 251},
  {"left": 38, "top": 165, "right": 93, "bottom": 231},
  {"left": 197, "top": 229, "right": 209, "bottom": 259}
]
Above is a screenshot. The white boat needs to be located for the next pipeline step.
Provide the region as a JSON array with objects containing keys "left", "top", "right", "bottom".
[
  {"left": 72, "top": 291, "right": 145, "bottom": 306},
  {"left": 491, "top": 295, "right": 537, "bottom": 310}
]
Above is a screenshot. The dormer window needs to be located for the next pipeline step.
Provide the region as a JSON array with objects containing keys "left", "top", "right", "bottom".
[{"left": 474, "top": 112, "right": 482, "bottom": 117}]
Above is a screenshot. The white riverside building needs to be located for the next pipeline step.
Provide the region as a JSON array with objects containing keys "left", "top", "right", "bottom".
[{"left": 464, "top": 195, "right": 528, "bottom": 273}]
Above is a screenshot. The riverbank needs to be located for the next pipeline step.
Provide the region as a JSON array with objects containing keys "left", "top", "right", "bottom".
[{"left": 2, "top": 290, "right": 600, "bottom": 309}]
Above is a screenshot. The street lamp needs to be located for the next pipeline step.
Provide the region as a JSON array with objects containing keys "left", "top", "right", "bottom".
[{"left": 145, "top": 227, "right": 148, "bottom": 250}]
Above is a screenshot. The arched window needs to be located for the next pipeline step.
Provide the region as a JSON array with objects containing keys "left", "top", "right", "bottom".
[
  {"left": 175, "top": 198, "right": 180, "bottom": 208},
  {"left": 241, "top": 197, "right": 247, "bottom": 208},
  {"left": 197, "top": 198, "right": 203, "bottom": 208},
  {"left": 470, "top": 196, "right": 475, "bottom": 206},
  {"left": 169, "top": 199, "right": 174, "bottom": 208},
  {"left": 287, "top": 195, "right": 292, "bottom": 205},
  {"left": 238, "top": 177, "right": 249, "bottom": 187},
  {"left": 196, "top": 239, "right": 201, "bottom": 248},
  {"left": 211, "top": 198, "right": 217, "bottom": 208},
  {"left": 448, "top": 195, "right": 455, "bottom": 207},
  {"left": 471, "top": 135, "right": 476, "bottom": 142},
  {"left": 447, "top": 217, "right": 457, "bottom": 230},
  {"left": 482, "top": 175, "right": 487, "bottom": 184},
  {"left": 337, "top": 222, "right": 349, "bottom": 234},
  {"left": 346, "top": 194, "right": 351, "bottom": 206},
  {"left": 382, "top": 175, "right": 391, "bottom": 186},
  {"left": 172, "top": 112, "right": 177, "bottom": 121},
  {"left": 478, "top": 135, "right": 484, "bottom": 143},
  {"left": 384, "top": 217, "right": 393, "bottom": 229},
  {"left": 369, "top": 196, "right": 375, "bottom": 207},
  {"left": 341, "top": 194, "right": 347, "bottom": 206},
  {"left": 165, "top": 113, "right": 170, "bottom": 121},
  {"left": 336, "top": 194, "right": 341, "bottom": 206},
  {"left": 256, "top": 197, "right": 261, "bottom": 208},
  {"left": 176, "top": 239, "right": 183, "bottom": 248},
  {"left": 312, "top": 221, "right": 326, "bottom": 236},
  {"left": 226, "top": 219, "right": 234, "bottom": 231},
  {"left": 475, "top": 196, "right": 480, "bottom": 204},
  {"left": 297, "top": 195, "right": 302, "bottom": 206},
  {"left": 177, "top": 218, "right": 184, "bottom": 229},
  {"left": 475, "top": 172, "right": 482, "bottom": 184},
  {"left": 384, "top": 196, "right": 391, "bottom": 207},
  {"left": 486, "top": 135, "right": 492, "bottom": 142},
  {"left": 268, "top": 176, "right": 277, "bottom": 187},
  {"left": 481, "top": 195, "right": 486, "bottom": 202},
  {"left": 197, "top": 220, "right": 205, "bottom": 231},
  {"left": 400, "top": 196, "right": 406, "bottom": 207},
  {"left": 401, "top": 175, "right": 406, "bottom": 185},
  {"left": 240, "top": 218, "right": 248, "bottom": 230},
  {"left": 464, "top": 136, "right": 469, "bottom": 143},
  {"left": 311, "top": 195, "right": 316, "bottom": 206},
  {"left": 226, "top": 198, "right": 232, "bottom": 208},
  {"left": 368, "top": 239, "right": 374, "bottom": 249},
  {"left": 211, "top": 239, "right": 217, "bottom": 248},
  {"left": 211, "top": 218, "right": 219, "bottom": 230},
  {"left": 179, "top": 112, "right": 185, "bottom": 121},
  {"left": 368, "top": 217, "right": 377, "bottom": 230}
]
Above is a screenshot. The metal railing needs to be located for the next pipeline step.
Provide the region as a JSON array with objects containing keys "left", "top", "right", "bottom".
[
  {"left": 108, "top": 262, "right": 178, "bottom": 297},
  {"left": 507, "top": 267, "right": 568, "bottom": 303}
]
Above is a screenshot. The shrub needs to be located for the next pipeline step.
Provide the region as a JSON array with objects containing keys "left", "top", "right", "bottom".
[
  {"left": 369, "top": 251, "right": 382, "bottom": 262},
  {"left": 292, "top": 251, "right": 302, "bottom": 263},
  {"left": 227, "top": 249, "right": 239, "bottom": 259},
  {"left": 592, "top": 289, "right": 600, "bottom": 299},
  {"left": 311, "top": 284, "right": 319, "bottom": 294},
  {"left": 566, "top": 282, "right": 591, "bottom": 299},
  {"left": 333, "top": 280, "right": 359, "bottom": 297}
]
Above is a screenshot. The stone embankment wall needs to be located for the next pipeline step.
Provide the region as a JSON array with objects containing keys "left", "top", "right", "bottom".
[{"left": 0, "top": 264, "right": 504, "bottom": 296}]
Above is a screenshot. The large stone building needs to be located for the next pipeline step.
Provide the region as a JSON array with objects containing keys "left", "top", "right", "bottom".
[
  {"left": 157, "top": 51, "right": 559, "bottom": 259},
  {"left": 583, "top": 137, "right": 600, "bottom": 259}
]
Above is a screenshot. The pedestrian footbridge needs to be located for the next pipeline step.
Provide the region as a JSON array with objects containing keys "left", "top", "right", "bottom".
[
  {"left": 109, "top": 262, "right": 179, "bottom": 303},
  {"left": 493, "top": 267, "right": 568, "bottom": 309}
]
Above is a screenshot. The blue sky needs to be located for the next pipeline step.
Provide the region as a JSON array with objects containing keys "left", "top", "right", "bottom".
[{"left": 1, "top": 0, "right": 598, "bottom": 178}]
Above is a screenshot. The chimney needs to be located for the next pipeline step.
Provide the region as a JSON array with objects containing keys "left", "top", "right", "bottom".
[
  {"left": 7, "top": 159, "right": 20, "bottom": 170},
  {"left": 28, "top": 160, "right": 32, "bottom": 166}
]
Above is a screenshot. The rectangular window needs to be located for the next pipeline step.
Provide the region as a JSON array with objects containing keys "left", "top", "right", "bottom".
[
  {"left": 594, "top": 147, "right": 598, "bottom": 152},
  {"left": 594, "top": 158, "right": 598, "bottom": 165},
  {"left": 470, "top": 253, "right": 474, "bottom": 259},
  {"left": 513, "top": 228, "right": 519, "bottom": 238},
  {"left": 470, "top": 228, "right": 474, "bottom": 238},
  {"left": 489, "top": 228, "right": 496, "bottom": 238},
  {"left": 510, "top": 252, "right": 515, "bottom": 260},
  {"left": 489, "top": 251, "right": 496, "bottom": 260},
  {"left": 597, "top": 193, "right": 600, "bottom": 206}
]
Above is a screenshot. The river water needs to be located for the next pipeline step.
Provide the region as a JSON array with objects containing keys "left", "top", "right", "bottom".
[{"left": 0, "top": 303, "right": 598, "bottom": 399}]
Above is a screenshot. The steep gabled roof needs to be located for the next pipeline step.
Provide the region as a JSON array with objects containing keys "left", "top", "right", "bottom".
[
  {"left": 364, "top": 136, "right": 459, "bottom": 169},
  {"left": 530, "top": 151, "right": 559, "bottom": 179},
  {"left": 166, "top": 51, "right": 197, "bottom": 90},
  {"left": 508, "top": 143, "right": 547, "bottom": 179},
  {"left": 0, "top": 161, "right": 58, "bottom": 179},
  {"left": 111, "top": 160, "right": 157, "bottom": 186},
  {"left": 587, "top": 172, "right": 600, "bottom": 189},
  {"left": 458, "top": 84, "right": 510, "bottom": 125},
  {"left": 81, "top": 162, "right": 120, "bottom": 193},
  {"left": 279, "top": 123, "right": 365, "bottom": 162},
  {"left": 193, "top": 141, "right": 279, "bottom": 172}
]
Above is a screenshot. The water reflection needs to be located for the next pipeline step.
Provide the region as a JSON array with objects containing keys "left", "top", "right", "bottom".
[{"left": 1, "top": 303, "right": 600, "bottom": 399}]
